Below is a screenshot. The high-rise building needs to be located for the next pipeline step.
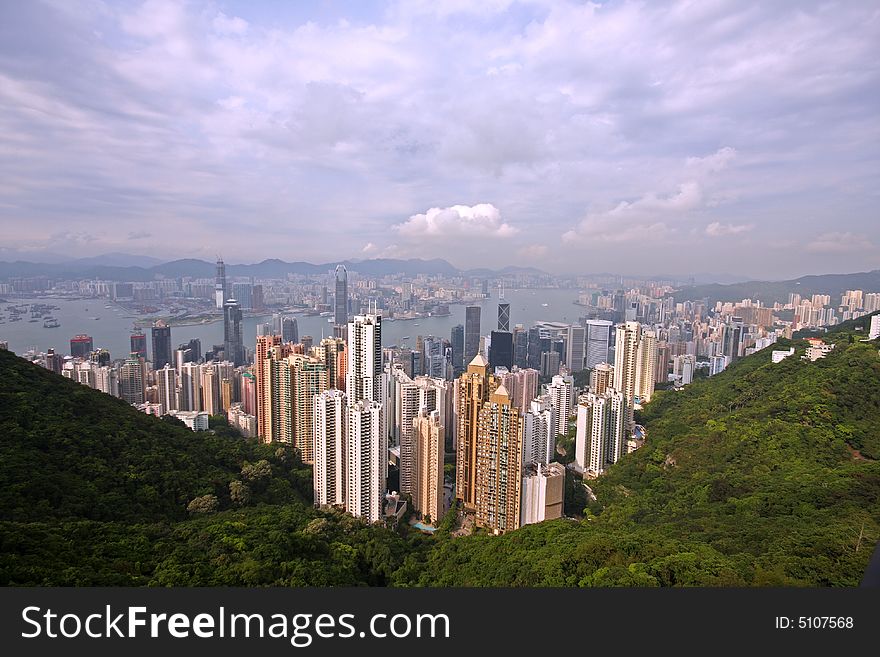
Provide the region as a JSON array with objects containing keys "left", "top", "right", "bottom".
[
  {"left": 474, "top": 383, "right": 523, "bottom": 534},
  {"left": 655, "top": 342, "right": 671, "bottom": 385},
  {"left": 215, "top": 257, "right": 227, "bottom": 309},
  {"left": 334, "top": 264, "right": 348, "bottom": 327},
  {"left": 413, "top": 408, "right": 445, "bottom": 525},
  {"left": 223, "top": 299, "right": 244, "bottom": 366},
  {"left": 673, "top": 354, "right": 695, "bottom": 385},
  {"left": 520, "top": 462, "right": 564, "bottom": 527},
  {"left": 232, "top": 282, "right": 253, "bottom": 310},
  {"left": 157, "top": 364, "right": 177, "bottom": 415},
  {"left": 178, "top": 361, "right": 202, "bottom": 412},
  {"left": 151, "top": 320, "right": 172, "bottom": 369},
  {"left": 282, "top": 317, "right": 299, "bottom": 344},
  {"left": 870, "top": 314, "right": 880, "bottom": 340},
  {"left": 314, "top": 389, "right": 347, "bottom": 508},
  {"left": 513, "top": 325, "right": 529, "bottom": 369},
  {"left": 69, "top": 334, "right": 93, "bottom": 359},
  {"left": 345, "top": 399, "right": 385, "bottom": 523},
  {"left": 464, "top": 306, "right": 481, "bottom": 364},
  {"left": 497, "top": 366, "right": 539, "bottom": 414},
  {"left": 527, "top": 326, "right": 542, "bottom": 370},
  {"left": 584, "top": 320, "right": 613, "bottom": 370},
  {"left": 251, "top": 284, "right": 264, "bottom": 312},
  {"left": 566, "top": 325, "right": 586, "bottom": 372},
  {"left": 635, "top": 329, "right": 658, "bottom": 403},
  {"left": 120, "top": 353, "right": 146, "bottom": 405},
  {"left": 488, "top": 330, "right": 514, "bottom": 370},
  {"left": 130, "top": 333, "right": 147, "bottom": 360},
  {"left": 451, "top": 324, "right": 465, "bottom": 370},
  {"left": 255, "top": 335, "right": 281, "bottom": 439},
  {"left": 497, "top": 303, "right": 510, "bottom": 332},
  {"left": 546, "top": 373, "right": 574, "bottom": 439},
  {"left": 574, "top": 389, "right": 627, "bottom": 475},
  {"left": 291, "top": 354, "right": 329, "bottom": 464},
  {"left": 709, "top": 354, "right": 729, "bottom": 376},
  {"left": 540, "top": 350, "right": 561, "bottom": 377},
  {"left": 590, "top": 362, "right": 614, "bottom": 395},
  {"left": 346, "top": 314, "right": 382, "bottom": 404},
  {"left": 455, "top": 354, "right": 495, "bottom": 510},
  {"left": 523, "top": 396, "right": 555, "bottom": 466}
]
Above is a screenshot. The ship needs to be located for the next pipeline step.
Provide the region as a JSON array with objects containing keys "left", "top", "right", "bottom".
[{"left": 44, "top": 318, "right": 60, "bottom": 328}]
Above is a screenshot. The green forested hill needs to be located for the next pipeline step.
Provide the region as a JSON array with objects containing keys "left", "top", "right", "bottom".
[{"left": 1, "top": 317, "right": 879, "bottom": 586}]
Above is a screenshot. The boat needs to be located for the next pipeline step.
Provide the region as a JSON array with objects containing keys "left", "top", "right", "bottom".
[
  {"left": 541, "top": 303, "right": 549, "bottom": 307},
  {"left": 402, "top": 336, "right": 410, "bottom": 339},
  {"left": 91, "top": 316, "right": 100, "bottom": 320},
  {"left": 28, "top": 319, "right": 38, "bottom": 323},
  {"left": 44, "top": 319, "right": 60, "bottom": 328}
]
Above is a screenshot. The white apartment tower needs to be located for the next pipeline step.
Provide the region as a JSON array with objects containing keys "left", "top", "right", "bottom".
[
  {"left": 314, "top": 389, "right": 347, "bottom": 508},
  {"left": 575, "top": 389, "right": 627, "bottom": 475},
  {"left": 345, "top": 400, "right": 385, "bottom": 523}
]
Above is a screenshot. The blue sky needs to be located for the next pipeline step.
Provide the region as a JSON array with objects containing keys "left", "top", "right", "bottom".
[{"left": 0, "top": 0, "right": 878, "bottom": 278}]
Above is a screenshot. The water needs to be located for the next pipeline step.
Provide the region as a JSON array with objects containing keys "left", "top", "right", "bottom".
[{"left": 0, "top": 289, "right": 583, "bottom": 359}]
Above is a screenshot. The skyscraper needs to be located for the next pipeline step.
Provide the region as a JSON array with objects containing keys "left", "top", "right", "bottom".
[
  {"left": 547, "top": 373, "right": 574, "bottom": 439},
  {"left": 314, "top": 389, "right": 347, "bottom": 508},
  {"left": 474, "top": 383, "right": 523, "bottom": 534},
  {"left": 178, "top": 362, "right": 202, "bottom": 412},
  {"left": 255, "top": 335, "right": 281, "bottom": 440},
  {"left": 574, "top": 389, "right": 627, "bottom": 475},
  {"left": 119, "top": 353, "right": 146, "bottom": 405},
  {"left": 282, "top": 317, "right": 299, "bottom": 344},
  {"left": 523, "top": 396, "right": 555, "bottom": 466},
  {"left": 584, "top": 319, "right": 613, "bottom": 370},
  {"left": 334, "top": 264, "right": 348, "bottom": 328},
  {"left": 488, "top": 330, "right": 513, "bottom": 370},
  {"left": 413, "top": 408, "right": 445, "bottom": 525},
  {"left": 69, "top": 334, "right": 94, "bottom": 359},
  {"left": 464, "top": 306, "right": 481, "bottom": 364},
  {"left": 565, "top": 324, "right": 586, "bottom": 372},
  {"left": 455, "top": 354, "right": 494, "bottom": 511},
  {"left": 450, "top": 324, "right": 464, "bottom": 370},
  {"left": 497, "top": 303, "right": 510, "bottom": 332},
  {"left": 590, "top": 362, "right": 614, "bottom": 395},
  {"left": 513, "top": 325, "right": 528, "bottom": 369},
  {"left": 130, "top": 332, "right": 147, "bottom": 360},
  {"left": 613, "top": 321, "right": 641, "bottom": 407},
  {"left": 346, "top": 399, "right": 385, "bottom": 523},
  {"left": 215, "top": 257, "right": 227, "bottom": 309},
  {"left": 346, "top": 314, "right": 382, "bottom": 404},
  {"left": 223, "top": 299, "right": 244, "bottom": 366},
  {"left": 291, "top": 355, "right": 329, "bottom": 464},
  {"left": 157, "top": 364, "right": 177, "bottom": 415},
  {"left": 151, "top": 320, "right": 172, "bottom": 369}
]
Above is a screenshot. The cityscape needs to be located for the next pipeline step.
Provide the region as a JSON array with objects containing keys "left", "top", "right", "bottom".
[
  {"left": 0, "top": 0, "right": 878, "bottom": 605},
  {"left": 2, "top": 259, "right": 879, "bottom": 534}
]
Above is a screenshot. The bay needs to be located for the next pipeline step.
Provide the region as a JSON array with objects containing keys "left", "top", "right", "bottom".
[{"left": 1, "top": 288, "right": 584, "bottom": 360}]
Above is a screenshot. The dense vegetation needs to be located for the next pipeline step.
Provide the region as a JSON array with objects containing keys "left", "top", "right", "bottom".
[{"left": 1, "top": 312, "right": 878, "bottom": 586}]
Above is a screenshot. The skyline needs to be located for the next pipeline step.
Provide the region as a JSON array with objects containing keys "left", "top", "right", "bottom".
[{"left": 1, "top": 0, "right": 878, "bottom": 279}]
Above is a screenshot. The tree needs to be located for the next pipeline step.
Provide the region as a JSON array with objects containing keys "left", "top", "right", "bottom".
[{"left": 186, "top": 494, "right": 218, "bottom": 515}]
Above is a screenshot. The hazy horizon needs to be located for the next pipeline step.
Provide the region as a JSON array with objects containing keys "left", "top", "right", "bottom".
[{"left": 1, "top": 0, "right": 878, "bottom": 280}]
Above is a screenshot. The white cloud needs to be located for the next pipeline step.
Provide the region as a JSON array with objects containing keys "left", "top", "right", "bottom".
[
  {"left": 393, "top": 204, "right": 517, "bottom": 238},
  {"left": 705, "top": 221, "right": 753, "bottom": 236}
]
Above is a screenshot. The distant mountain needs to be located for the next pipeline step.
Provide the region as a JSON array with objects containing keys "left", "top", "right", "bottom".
[
  {"left": 0, "top": 248, "right": 73, "bottom": 264},
  {"left": 0, "top": 256, "right": 543, "bottom": 281},
  {"left": 670, "top": 269, "right": 880, "bottom": 305}
]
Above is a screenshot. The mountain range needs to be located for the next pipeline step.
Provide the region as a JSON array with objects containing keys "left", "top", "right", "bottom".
[
  {"left": 670, "top": 269, "right": 880, "bottom": 305},
  {"left": 0, "top": 255, "right": 548, "bottom": 281}
]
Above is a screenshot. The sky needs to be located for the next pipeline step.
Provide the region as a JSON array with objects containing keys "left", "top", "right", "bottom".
[{"left": 0, "top": 0, "right": 878, "bottom": 279}]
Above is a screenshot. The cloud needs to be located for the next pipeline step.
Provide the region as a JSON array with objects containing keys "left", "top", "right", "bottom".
[
  {"left": 393, "top": 204, "right": 517, "bottom": 238},
  {"left": 805, "top": 232, "right": 874, "bottom": 254},
  {"left": 686, "top": 147, "right": 738, "bottom": 175},
  {"left": 518, "top": 244, "right": 549, "bottom": 259},
  {"left": 705, "top": 221, "right": 753, "bottom": 237}
]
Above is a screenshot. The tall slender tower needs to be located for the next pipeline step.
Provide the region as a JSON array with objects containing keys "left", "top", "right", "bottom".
[
  {"left": 497, "top": 303, "right": 510, "bottom": 332},
  {"left": 151, "top": 320, "right": 172, "bottom": 369},
  {"left": 346, "top": 314, "right": 382, "bottom": 404},
  {"left": 223, "top": 299, "right": 244, "bottom": 366},
  {"left": 613, "top": 321, "right": 641, "bottom": 406},
  {"left": 291, "top": 354, "right": 328, "bottom": 464},
  {"left": 314, "top": 389, "right": 347, "bottom": 507},
  {"left": 455, "top": 354, "right": 494, "bottom": 510},
  {"left": 413, "top": 408, "right": 444, "bottom": 525},
  {"left": 474, "top": 383, "right": 523, "bottom": 534},
  {"left": 334, "top": 264, "right": 348, "bottom": 327},
  {"left": 255, "top": 334, "right": 282, "bottom": 440},
  {"left": 346, "top": 399, "right": 385, "bottom": 523},
  {"left": 464, "top": 306, "right": 481, "bottom": 364},
  {"left": 215, "top": 257, "right": 227, "bottom": 309}
]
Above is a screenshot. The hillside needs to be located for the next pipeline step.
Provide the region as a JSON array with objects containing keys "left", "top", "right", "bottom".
[
  {"left": 404, "top": 326, "right": 880, "bottom": 586},
  {"left": 0, "top": 349, "right": 424, "bottom": 585},
  {"left": 1, "top": 324, "right": 879, "bottom": 586},
  {"left": 669, "top": 269, "right": 880, "bottom": 305}
]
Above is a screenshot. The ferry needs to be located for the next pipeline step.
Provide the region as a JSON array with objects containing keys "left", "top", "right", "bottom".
[{"left": 44, "top": 319, "right": 60, "bottom": 328}]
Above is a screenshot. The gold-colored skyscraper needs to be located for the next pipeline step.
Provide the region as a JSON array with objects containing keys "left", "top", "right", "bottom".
[
  {"left": 474, "top": 383, "right": 523, "bottom": 534},
  {"left": 455, "top": 354, "right": 495, "bottom": 510},
  {"left": 290, "top": 354, "right": 329, "bottom": 464},
  {"left": 256, "top": 334, "right": 282, "bottom": 441},
  {"left": 413, "top": 408, "right": 444, "bottom": 525}
]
